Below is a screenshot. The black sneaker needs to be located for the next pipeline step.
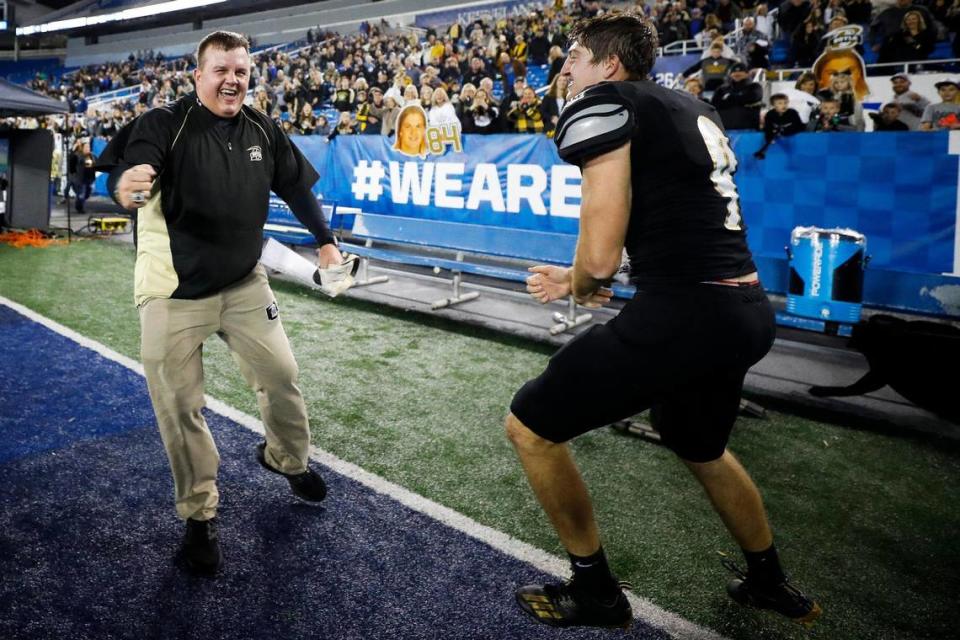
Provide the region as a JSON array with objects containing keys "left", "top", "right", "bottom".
[
  {"left": 722, "top": 556, "right": 822, "bottom": 627},
  {"left": 180, "top": 517, "right": 222, "bottom": 577},
  {"left": 515, "top": 579, "right": 633, "bottom": 629},
  {"left": 256, "top": 442, "right": 327, "bottom": 502}
]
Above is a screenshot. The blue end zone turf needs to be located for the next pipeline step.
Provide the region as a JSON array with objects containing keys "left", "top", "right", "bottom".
[{"left": 0, "top": 303, "right": 675, "bottom": 640}]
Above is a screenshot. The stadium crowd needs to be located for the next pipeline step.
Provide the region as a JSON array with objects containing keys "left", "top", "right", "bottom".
[{"left": 3, "top": 0, "right": 958, "bottom": 176}]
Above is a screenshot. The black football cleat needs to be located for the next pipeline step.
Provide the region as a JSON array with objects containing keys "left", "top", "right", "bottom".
[
  {"left": 180, "top": 517, "right": 222, "bottom": 577},
  {"left": 723, "top": 557, "right": 822, "bottom": 628},
  {"left": 515, "top": 579, "right": 633, "bottom": 629},
  {"left": 256, "top": 442, "right": 327, "bottom": 502}
]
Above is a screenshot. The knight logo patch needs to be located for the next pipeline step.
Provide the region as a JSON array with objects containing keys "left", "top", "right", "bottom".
[
  {"left": 265, "top": 301, "right": 279, "bottom": 320},
  {"left": 248, "top": 145, "right": 263, "bottom": 162}
]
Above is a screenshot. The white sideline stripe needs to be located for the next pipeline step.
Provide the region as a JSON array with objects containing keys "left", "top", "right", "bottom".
[{"left": 0, "top": 295, "right": 727, "bottom": 640}]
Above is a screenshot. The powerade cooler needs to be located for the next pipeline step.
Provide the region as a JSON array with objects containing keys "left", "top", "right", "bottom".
[{"left": 786, "top": 226, "right": 867, "bottom": 324}]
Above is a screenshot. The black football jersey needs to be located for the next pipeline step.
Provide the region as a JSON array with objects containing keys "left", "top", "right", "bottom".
[{"left": 555, "top": 80, "right": 756, "bottom": 285}]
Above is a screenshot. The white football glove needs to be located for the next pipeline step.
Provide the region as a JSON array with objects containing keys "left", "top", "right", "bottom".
[{"left": 313, "top": 253, "right": 360, "bottom": 297}]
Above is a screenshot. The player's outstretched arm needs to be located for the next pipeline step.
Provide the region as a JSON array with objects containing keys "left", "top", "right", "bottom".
[{"left": 571, "top": 142, "right": 631, "bottom": 304}]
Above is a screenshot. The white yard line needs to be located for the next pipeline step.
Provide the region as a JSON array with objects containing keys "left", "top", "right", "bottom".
[{"left": 1, "top": 294, "right": 728, "bottom": 640}]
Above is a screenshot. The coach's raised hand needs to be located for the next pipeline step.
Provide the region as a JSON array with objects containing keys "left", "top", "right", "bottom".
[{"left": 115, "top": 163, "right": 156, "bottom": 209}]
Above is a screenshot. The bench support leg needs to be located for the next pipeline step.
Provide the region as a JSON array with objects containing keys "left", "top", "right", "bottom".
[
  {"left": 549, "top": 298, "right": 592, "bottom": 335},
  {"left": 353, "top": 256, "right": 389, "bottom": 287},
  {"left": 432, "top": 272, "right": 480, "bottom": 310}
]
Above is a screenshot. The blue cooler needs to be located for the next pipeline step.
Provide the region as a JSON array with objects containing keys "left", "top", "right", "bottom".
[{"left": 786, "top": 226, "right": 867, "bottom": 324}]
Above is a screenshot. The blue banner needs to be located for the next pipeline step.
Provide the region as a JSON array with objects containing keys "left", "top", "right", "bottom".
[
  {"left": 309, "top": 133, "right": 582, "bottom": 235},
  {"left": 652, "top": 54, "right": 699, "bottom": 88}
]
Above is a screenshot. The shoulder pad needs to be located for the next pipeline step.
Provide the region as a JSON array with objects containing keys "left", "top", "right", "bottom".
[{"left": 555, "top": 82, "right": 635, "bottom": 166}]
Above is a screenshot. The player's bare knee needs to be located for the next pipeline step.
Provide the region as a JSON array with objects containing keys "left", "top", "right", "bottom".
[
  {"left": 505, "top": 413, "right": 551, "bottom": 453},
  {"left": 680, "top": 450, "right": 729, "bottom": 479}
]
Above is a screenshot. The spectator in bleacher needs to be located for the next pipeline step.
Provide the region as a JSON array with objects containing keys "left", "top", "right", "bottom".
[
  {"left": 393, "top": 104, "right": 428, "bottom": 156},
  {"left": 817, "top": 71, "right": 864, "bottom": 130},
  {"left": 822, "top": 0, "right": 846, "bottom": 27},
  {"left": 715, "top": 0, "right": 744, "bottom": 31},
  {"left": 314, "top": 114, "right": 331, "bottom": 137},
  {"left": 778, "top": 0, "right": 813, "bottom": 40},
  {"left": 659, "top": 9, "right": 691, "bottom": 45},
  {"left": 401, "top": 83, "right": 420, "bottom": 106},
  {"left": 688, "top": 7, "right": 706, "bottom": 37},
  {"left": 870, "top": 0, "right": 937, "bottom": 54},
  {"left": 842, "top": 0, "right": 873, "bottom": 25},
  {"left": 332, "top": 77, "right": 355, "bottom": 112},
  {"left": 69, "top": 90, "right": 89, "bottom": 115},
  {"left": 455, "top": 83, "right": 476, "bottom": 116},
  {"left": 511, "top": 33, "right": 530, "bottom": 79},
  {"left": 464, "top": 56, "right": 488, "bottom": 87},
  {"left": 879, "top": 10, "right": 937, "bottom": 61},
  {"left": 426, "top": 34, "right": 446, "bottom": 66},
  {"left": 508, "top": 86, "right": 545, "bottom": 134},
  {"left": 496, "top": 49, "right": 517, "bottom": 91},
  {"left": 734, "top": 16, "right": 771, "bottom": 68},
  {"left": 684, "top": 41, "right": 738, "bottom": 94},
  {"left": 712, "top": 62, "right": 764, "bottom": 129},
  {"left": 547, "top": 45, "right": 566, "bottom": 84},
  {"left": 695, "top": 22, "right": 717, "bottom": 47},
  {"left": 383, "top": 72, "right": 403, "bottom": 105},
  {"left": 529, "top": 25, "right": 552, "bottom": 64},
  {"left": 355, "top": 89, "right": 374, "bottom": 132},
  {"left": 365, "top": 87, "right": 387, "bottom": 135},
  {"left": 440, "top": 56, "right": 463, "bottom": 88},
  {"left": 381, "top": 95, "right": 400, "bottom": 137},
  {"left": 502, "top": 76, "right": 528, "bottom": 116},
  {"left": 305, "top": 68, "right": 325, "bottom": 107},
  {"left": 791, "top": 18, "right": 827, "bottom": 68},
  {"left": 462, "top": 88, "right": 501, "bottom": 133},
  {"left": 429, "top": 87, "right": 460, "bottom": 126},
  {"left": 808, "top": 96, "right": 858, "bottom": 130},
  {"left": 753, "top": 2, "right": 774, "bottom": 35},
  {"left": 683, "top": 76, "right": 711, "bottom": 102},
  {"left": 825, "top": 12, "right": 849, "bottom": 36},
  {"left": 96, "top": 107, "right": 125, "bottom": 139},
  {"left": 403, "top": 56, "right": 422, "bottom": 88},
  {"left": 890, "top": 72, "right": 931, "bottom": 130},
  {"left": 353, "top": 76, "right": 370, "bottom": 95},
  {"left": 478, "top": 76, "right": 499, "bottom": 106},
  {"left": 420, "top": 84, "right": 435, "bottom": 110},
  {"left": 920, "top": 80, "right": 960, "bottom": 130},
  {"left": 329, "top": 110, "right": 358, "bottom": 139},
  {"left": 781, "top": 71, "right": 822, "bottom": 123},
  {"left": 541, "top": 73, "right": 570, "bottom": 135},
  {"left": 755, "top": 93, "right": 804, "bottom": 158},
  {"left": 870, "top": 102, "right": 911, "bottom": 130},
  {"left": 296, "top": 102, "right": 316, "bottom": 136}
]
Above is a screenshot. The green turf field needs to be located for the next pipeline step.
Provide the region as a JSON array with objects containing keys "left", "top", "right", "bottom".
[{"left": 2, "top": 239, "right": 958, "bottom": 640}]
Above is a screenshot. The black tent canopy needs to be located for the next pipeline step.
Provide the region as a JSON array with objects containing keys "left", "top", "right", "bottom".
[
  {"left": 0, "top": 77, "right": 68, "bottom": 117},
  {"left": 0, "top": 77, "right": 67, "bottom": 230}
]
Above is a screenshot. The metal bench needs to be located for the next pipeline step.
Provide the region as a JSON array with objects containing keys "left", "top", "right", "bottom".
[{"left": 343, "top": 212, "right": 635, "bottom": 335}]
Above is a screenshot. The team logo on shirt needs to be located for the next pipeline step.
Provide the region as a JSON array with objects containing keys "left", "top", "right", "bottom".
[
  {"left": 265, "top": 301, "right": 279, "bottom": 320},
  {"left": 248, "top": 145, "right": 262, "bottom": 162}
]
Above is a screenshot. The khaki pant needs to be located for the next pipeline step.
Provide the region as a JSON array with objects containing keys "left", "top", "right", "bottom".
[{"left": 139, "top": 264, "right": 311, "bottom": 521}]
